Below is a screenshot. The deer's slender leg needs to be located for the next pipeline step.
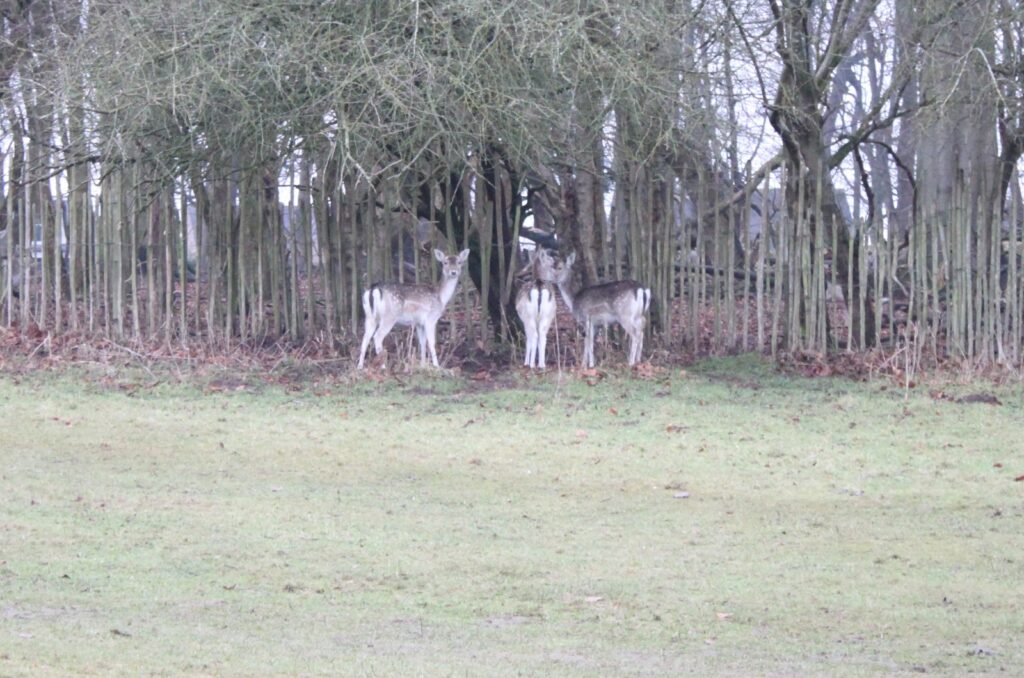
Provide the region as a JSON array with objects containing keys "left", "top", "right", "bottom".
[
  {"left": 636, "top": 311, "right": 647, "bottom": 363},
  {"left": 537, "top": 291, "right": 554, "bottom": 369},
  {"left": 635, "top": 323, "right": 645, "bottom": 364},
  {"left": 372, "top": 316, "right": 399, "bottom": 361},
  {"left": 627, "top": 326, "right": 641, "bottom": 365},
  {"left": 581, "top": 322, "right": 588, "bottom": 367},
  {"left": 585, "top": 320, "right": 596, "bottom": 368},
  {"left": 426, "top": 321, "right": 440, "bottom": 367},
  {"left": 622, "top": 320, "right": 635, "bottom": 365},
  {"left": 415, "top": 324, "right": 428, "bottom": 366},
  {"left": 523, "top": 320, "right": 537, "bottom": 367},
  {"left": 358, "top": 319, "right": 377, "bottom": 369},
  {"left": 537, "top": 323, "right": 548, "bottom": 369}
]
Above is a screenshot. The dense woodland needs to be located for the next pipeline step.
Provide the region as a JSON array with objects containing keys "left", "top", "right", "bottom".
[{"left": 1, "top": 0, "right": 1023, "bottom": 370}]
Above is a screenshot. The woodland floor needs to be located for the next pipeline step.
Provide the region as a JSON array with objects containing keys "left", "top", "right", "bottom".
[{"left": 1, "top": 356, "right": 1023, "bottom": 676}]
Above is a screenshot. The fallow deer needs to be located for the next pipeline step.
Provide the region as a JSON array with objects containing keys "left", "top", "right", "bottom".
[
  {"left": 514, "top": 248, "right": 558, "bottom": 369},
  {"left": 357, "top": 248, "right": 470, "bottom": 369},
  {"left": 547, "top": 252, "right": 651, "bottom": 367}
]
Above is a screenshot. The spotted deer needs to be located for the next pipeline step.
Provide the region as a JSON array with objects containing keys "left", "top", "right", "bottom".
[
  {"left": 357, "top": 248, "right": 470, "bottom": 369},
  {"left": 547, "top": 252, "right": 651, "bottom": 367},
  {"left": 514, "top": 248, "right": 558, "bottom": 369}
]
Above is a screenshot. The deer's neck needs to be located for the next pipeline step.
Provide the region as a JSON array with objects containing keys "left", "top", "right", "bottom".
[
  {"left": 556, "top": 278, "right": 578, "bottom": 314},
  {"left": 437, "top": 274, "right": 460, "bottom": 308}
]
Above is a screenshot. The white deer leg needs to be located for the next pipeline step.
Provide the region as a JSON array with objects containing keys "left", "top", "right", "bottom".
[
  {"left": 638, "top": 289, "right": 650, "bottom": 364},
  {"left": 415, "top": 324, "right": 428, "bottom": 366},
  {"left": 372, "top": 316, "right": 399, "bottom": 367},
  {"left": 585, "top": 323, "right": 593, "bottom": 366},
  {"left": 519, "top": 287, "right": 539, "bottom": 368},
  {"left": 537, "top": 323, "right": 548, "bottom": 369},
  {"left": 622, "top": 321, "right": 635, "bottom": 365},
  {"left": 426, "top": 321, "right": 440, "bottom": 367},
  {"left": 635, "top": 323, "right": 645, "bottom": 364},
  {"left": 358, "top": 291, "right": 377, "bottom": 369},
  {"left": 358, "top": 317, "right": 376, "bottom": 369},
  {"left": 636, "top": 312, "right": 647, "bottom": 364},
  {"left": 585, "top": 320, "right": 596, "bottom": 368},
  {"left": 628, "top": 327, "right": 641, "bottom": 365},
  {"left": 523, "top": 322, "right": 537, "bottom": 368},
  {"left": 537, "top": 292, "right": 554, "bottom": 370}
]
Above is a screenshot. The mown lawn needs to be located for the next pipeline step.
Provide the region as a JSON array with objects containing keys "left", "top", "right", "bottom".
[{"left": 1, "top": 357, "right": 1022, "bottom": 676}]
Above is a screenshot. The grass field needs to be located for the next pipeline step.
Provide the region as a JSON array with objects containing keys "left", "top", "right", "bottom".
[{"left": 1, "top": 357, "right": 1022, "bottom": 676}]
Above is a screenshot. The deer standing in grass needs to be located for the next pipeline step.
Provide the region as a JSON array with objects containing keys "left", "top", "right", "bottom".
[
  {"left": 514, "top": 248, "right": 558, "bottom": 369},
  {"left": 547, "top": 252, "right": 651, "bottom": 367},
  {"left": 357, "top": 248, "right": 470, "bottom": 369}
]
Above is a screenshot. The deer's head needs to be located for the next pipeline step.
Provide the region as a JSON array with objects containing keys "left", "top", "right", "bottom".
[
  {"left": 434, "top": 248, "right": 470, "bottom": 280},
  {"left": 537, "top": 250, "right": 575, "bottom": 285}
]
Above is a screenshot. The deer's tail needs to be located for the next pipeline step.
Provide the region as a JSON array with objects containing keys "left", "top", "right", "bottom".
[
  {"left": 532, "top": 283, "right": 552, "bottom": 314},
  {"left": 362, "top": 286, "right": 381, "bottom": 322},
  {"left": 637, "top": 287, "right": 652, "bottom": 314}
]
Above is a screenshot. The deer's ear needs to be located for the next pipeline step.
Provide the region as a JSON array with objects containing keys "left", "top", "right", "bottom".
[
  {"left": 565, "top": 252, "right": 577, "bottom": 267},
  {"left": 457, "top": 249, "right": 470, "bottom": 264},
  {"left": 433, "top": 248, "right": 447, "bottom": 263}
]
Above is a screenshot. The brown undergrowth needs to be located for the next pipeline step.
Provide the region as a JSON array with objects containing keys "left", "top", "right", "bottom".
[{"left": 1, "top": 316, "right": 1020, "bottom": 393}]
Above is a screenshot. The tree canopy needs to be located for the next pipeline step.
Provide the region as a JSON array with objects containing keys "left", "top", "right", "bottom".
[{"left": 2, "top": 0, "right": 1024, "bottom": 367}]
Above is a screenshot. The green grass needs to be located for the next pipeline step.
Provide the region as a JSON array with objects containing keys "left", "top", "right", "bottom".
[{"left": 1, "top": 357, "right": 1022, "bottom": 676}]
